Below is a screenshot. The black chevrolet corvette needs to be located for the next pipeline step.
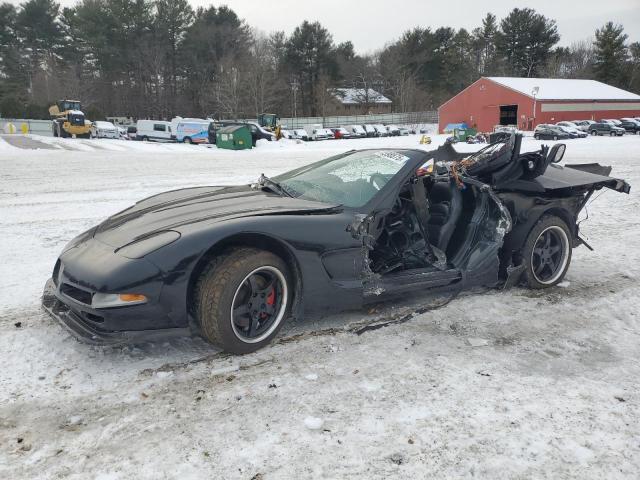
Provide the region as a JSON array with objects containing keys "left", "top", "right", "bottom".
[{"left": 43, "top": 134, "right": 630, "bottom": 353}]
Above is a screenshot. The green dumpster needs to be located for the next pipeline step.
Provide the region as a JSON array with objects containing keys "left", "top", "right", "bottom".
[
  {"left": 453, "top": 127, "right": 477, "bottom": 142},
  {"left": 216, "top": 125, "right": 252, "bottom": 150}
]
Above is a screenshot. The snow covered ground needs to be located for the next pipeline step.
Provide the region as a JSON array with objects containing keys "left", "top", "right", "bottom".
[{"left": 0, "top": 132, "right": 639, "bottom": 479}]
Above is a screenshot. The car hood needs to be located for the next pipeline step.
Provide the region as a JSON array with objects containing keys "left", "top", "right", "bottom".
[{"left": 94, "top": 185, "right": 341, "bottom": 248}]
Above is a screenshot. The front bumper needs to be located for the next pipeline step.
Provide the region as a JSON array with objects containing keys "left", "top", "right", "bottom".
[{"left": 42, "top": 277, "right": 191, "bottom": 346}]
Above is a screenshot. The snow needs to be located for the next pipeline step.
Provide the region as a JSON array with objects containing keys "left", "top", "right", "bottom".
[
  {"left": 487, "top": 77, "right": 640, "bottom": 101},
  {"left": 333, "top": 87, "right": 392, "bottom": 104},
  {"left": 303, "top": 417, "right": 324, "bottom": 430},
  {"left": 1, "top": 132, "right": 639, "bottom": 478}
]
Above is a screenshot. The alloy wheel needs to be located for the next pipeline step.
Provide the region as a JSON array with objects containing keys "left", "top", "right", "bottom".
[
  {"left": 230, "top": 266, "right": 288, "bottom": 343},
  {"left": 530, "top": 226, "right": 570, "bottom": 285}
]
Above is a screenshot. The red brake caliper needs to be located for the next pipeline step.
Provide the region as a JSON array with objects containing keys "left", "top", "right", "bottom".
[
  {"left": 259, "top": 288, "right": 276, "bottom": 320},
  {"left": 266, "top": 288, "right": 276, "bottom": 307}
]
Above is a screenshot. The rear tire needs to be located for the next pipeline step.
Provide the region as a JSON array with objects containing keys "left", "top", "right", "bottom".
[
  {"left": 590, "top": 130, "right": 597, "bottom": 136},
  {"left": 522, "top": 215, "right": 572, "bottom": 289},
  {"left": 610, "top": 131, "right": 615, "bottom": 136},
  {"left": 195, "top": 248, "right": 292, "bottom": 354},
  {"left": 184, "top": 137, "right": 192, "bottom": 144}
]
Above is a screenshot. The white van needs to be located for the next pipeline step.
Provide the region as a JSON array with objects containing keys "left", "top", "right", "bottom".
[
  {"left": 175, "top": 119, "right": 211, "bottom": 144},
  {"left": 136, "top": 120, "right": 173, "bottom": 142}
]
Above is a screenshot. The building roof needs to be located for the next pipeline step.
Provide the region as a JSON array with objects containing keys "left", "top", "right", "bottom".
[
  {"left": 332, "top": 88, "right": 392, "bottom": 105},
  {"left": 486, "top": 77, "right": 640, "bottom": 101}
]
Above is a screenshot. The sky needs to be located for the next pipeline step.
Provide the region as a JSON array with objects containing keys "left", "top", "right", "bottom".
[{"left": 7, "top": 0, "right": 640, "bottom": 54}]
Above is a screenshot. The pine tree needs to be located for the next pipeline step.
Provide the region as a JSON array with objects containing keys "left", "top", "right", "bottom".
[
  {"left": 593, "top": 22, "right": 628, "bottom": 87},
  {"left": 284, "top": 21, "right": 336, "bottom": 116},
  {"left": 496, "top": 8, "right": 560, "bottom": 77},
  {"left": 629, "top": 42, "right": 640, "bottom": 93},
  {"left": 472, "top": 13, "right": 500, "bottom": 75}
]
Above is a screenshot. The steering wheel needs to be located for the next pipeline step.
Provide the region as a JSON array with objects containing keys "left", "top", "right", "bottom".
[{"left": 369, "top": 173, "right": 387, "bottom": 191}]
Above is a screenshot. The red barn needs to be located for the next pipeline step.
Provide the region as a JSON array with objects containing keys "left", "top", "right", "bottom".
[{"left": 438, "top": 77, "right": 640, "bottom": 133}]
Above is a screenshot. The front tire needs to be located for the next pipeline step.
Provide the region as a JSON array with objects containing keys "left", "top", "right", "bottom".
[
  {"left": 522, "top": 215, "right": 572, "bottom": 289},
  {"left": 195, "top": 248, "right": 292, "bottom": 354}
]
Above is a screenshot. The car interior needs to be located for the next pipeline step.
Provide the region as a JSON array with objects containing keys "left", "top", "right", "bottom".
[{"left": 368, "top": 134, "right": 564, "bottom": 277}]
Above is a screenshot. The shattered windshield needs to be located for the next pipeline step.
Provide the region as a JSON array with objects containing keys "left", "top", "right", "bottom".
[{"left": 275, "top": 150, "right": 411, "bottom": 207}]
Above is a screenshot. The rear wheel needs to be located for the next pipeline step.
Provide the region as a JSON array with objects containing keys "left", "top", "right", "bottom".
[
  {"left": 522, "top": 215, "right": 572, "bottom": 289},
  {"left": 590, "top": 130, "right": 597, "bottom": 136},
  {"left": 610, "top": 131, "right": 615, "bottom": 136},
  {"left": 184, "top": 137, "right": 192, "bottom": 144},
  {"left": 195, "top": 248, "right": 291, "bottom": 354}
]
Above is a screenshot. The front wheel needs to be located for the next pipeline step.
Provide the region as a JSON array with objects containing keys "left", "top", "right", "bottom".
[
  {"left": 610, "top": 131, "right": 615, "bottom": 136},
  {"left": 534, "top": 134, "right": 540, "bottom": 140},
  {"left": 522, "top": 215, "right": 572, "bottom": 289},
  {"left": 195, "top": 248, "right": 292, "bottom": 354}
]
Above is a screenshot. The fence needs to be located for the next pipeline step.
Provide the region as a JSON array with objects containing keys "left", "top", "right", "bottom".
[
  {"left": 1, "top": 111, "right": 440, "bottom": 137},
  {"left": 0, "top": 118, "right": 53, "bottom": 136},
  {"left": 277, "top": 111, "right": 438, "bottom": 129}
]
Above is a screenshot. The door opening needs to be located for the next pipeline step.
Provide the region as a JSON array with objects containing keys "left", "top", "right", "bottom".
[{"left": 499, "top": 105, "right": 518, "bottom": 126}]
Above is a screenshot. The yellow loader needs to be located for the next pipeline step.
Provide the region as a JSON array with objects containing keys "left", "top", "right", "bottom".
[{"left": 49, "top": 100, "right": 92, "bottom": 138}]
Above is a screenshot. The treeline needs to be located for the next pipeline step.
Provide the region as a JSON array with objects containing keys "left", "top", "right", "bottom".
[{"left": 0, "top": 0, "right": 639, "bottom": 120}]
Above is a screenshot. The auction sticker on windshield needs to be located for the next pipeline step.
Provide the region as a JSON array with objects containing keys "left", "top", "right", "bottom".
[{"left": 374, "top": 151, "right": 410, "bottom": 164}]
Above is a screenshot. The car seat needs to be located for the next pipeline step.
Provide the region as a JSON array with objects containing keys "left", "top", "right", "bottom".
[{"left": 427, "top": 181, "right": 463, "bottom": 253}]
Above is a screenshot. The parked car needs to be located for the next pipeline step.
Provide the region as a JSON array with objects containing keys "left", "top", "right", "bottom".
[
  {"left": 345, "top": 125, "right": 366, "bottom": 138},
  {"left": 43, "top": 134, "right": 630, "bottom": 354},
  {"left": 572, "top": 120, "right": 595, "bottom": 132},
  {"left": 126, "top": 126, "right": 137, "bottom": 140},
  {"left": 330, "top": 127, "right": 351, "bottom": 139},
  {"left": 323, "top": 128, "right": 335, "bottom": 139},
  {"left": 555, "top": 124, "right": 587, "bottom": 138},
  {"left": 373, "top": 124, "right": 388, "bottom": 137},
  {"left": 556, "top": 121, "right": 580, "bottom": 131},
  {"left": 618, "top": 119, "right": 640, "bottom": 134},
  {"left": 292, "top": 129, "right": 309, "bottom": 141},
  {"left": 136, "top": 120, "right": 173, "bottom": 142},
  {"left": 589, "top": 122, "right": 625, "bottom": 136},
  {"left": 117, "top": 126, "right": 128, "bottom": 140},
  {"left": 533, "top": 124, "right": 571, "bottom": 140},
  {"left": 398, "top": 127, "right": 410, "bottom": 136},
  {"left": 362, "top": 124, "right": 377, "bottom": 137},
  {"left": 305, "top": 125, "right": 329, "bottom": 141},
  {"left": 91, "top": 121, "right": 119, "bottom": 139},
  {"left": 386, "top": 125, "right": 401, "bottom": 136}
]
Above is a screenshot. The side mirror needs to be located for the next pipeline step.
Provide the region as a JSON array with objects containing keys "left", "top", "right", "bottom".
[{"left": 548, "top": 143, "right": 566, "bottom": 163}]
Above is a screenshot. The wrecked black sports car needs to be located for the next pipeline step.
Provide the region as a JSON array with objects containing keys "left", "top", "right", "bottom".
[{"left": 43, "top": 134, "right": 630, "bottom": 353}]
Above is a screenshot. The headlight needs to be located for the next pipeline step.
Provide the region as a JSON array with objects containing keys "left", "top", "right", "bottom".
[
  {"left": 116, "top": 230, "right": 181, "bottom": 259},
  {"left": 92, "top": 292, "right": 147, "bottom": 308}
]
